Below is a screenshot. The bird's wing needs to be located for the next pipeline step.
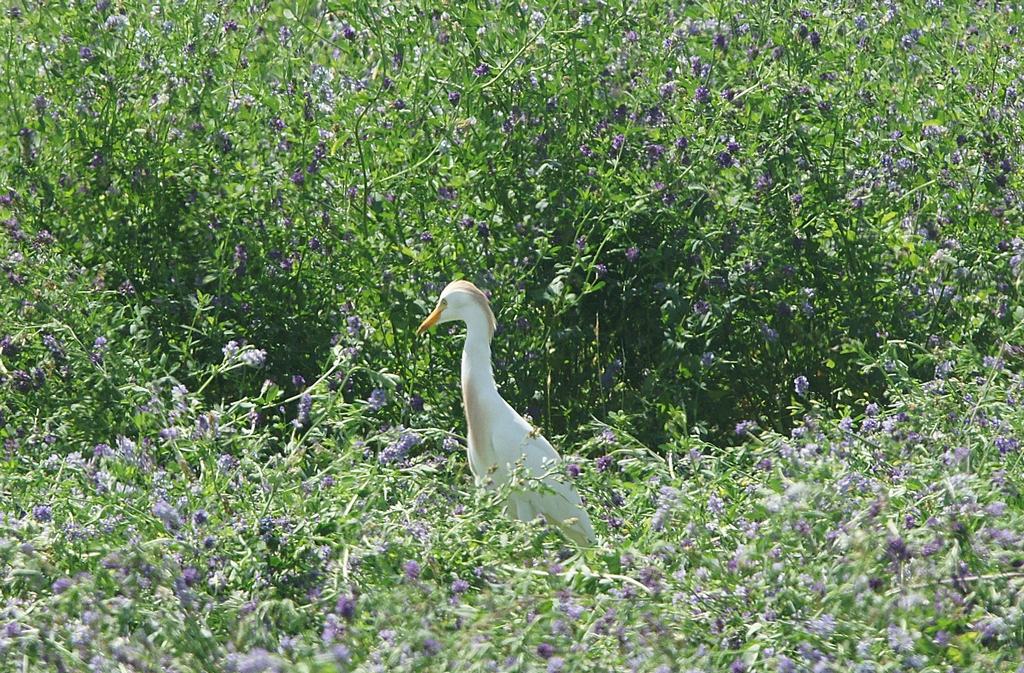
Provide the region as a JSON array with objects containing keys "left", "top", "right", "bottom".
[{"left": 495, "top": 418, "right": 598, "bottom": 546}]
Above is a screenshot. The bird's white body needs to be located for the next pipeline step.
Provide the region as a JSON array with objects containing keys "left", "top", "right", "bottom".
[{"left": 419, "top": 281, "right": 597, "bottom": 546}]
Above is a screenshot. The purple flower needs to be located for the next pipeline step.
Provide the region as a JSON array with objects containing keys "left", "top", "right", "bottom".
[
  {"left": 223, "top": 340, "right": 240, "bottom": 359},
  {"left": 700, "top": 351, "right": 715, "bottom": 367},
  {"left": 995, "top": 436, "right": 1019, "bottom": 455},
  {"left": 447, "top": 91, "right": 460, "bottom": 105},
  {"left": 403, "top": 560, "right": 421, "bottom": 580},
  {"left": 322, "top": 613, "right": 343, "bottom": 644},
  {"left": 327, "top": 644, "right": 350, "bottom": 664},
  {"left": 694, "top": 86, "right": 710, "bottom": 104},
  {"left": 240, "top": 349, "right": 266, "bottom": 367},
  {"left": 693, "top": 299, "right": 710, "bottom": 315},
  {"left": 42, "top": 334, "right": 64, "bottom": 359},
  {"left": 708, "top": 493, "right": 725, "bottom": 516},
  {"left": 974, "top": 617, "right": 1006, "bottom": 641},
  {"left": 651, "top": 486, "right": 679, "bottom": 532},
  {"left": 229, "top": 648, "right": 282, "bottom": 673},
  {"left": 0, "top": 335, "right": 16, "bottom": 357},
  {"left": 625, "top": 246, "right": 639, "bottom": 263},
  {"left": 595, "top": 455, "right": 614, "bottom": 472},
  {"left": 293, "top": 393, "right": 312, "bottom": 428},
  {"left": 183, "top": 565, "right": 200, "bottom": 585},
  {"left": 217, "top": 453, "right": 238, "bottom": 473},
  {"left": 566, "top": 463, "right": 581, "bottom": 478},
  {"left": 886, "top": 536, "right": 911, "bottom": 562},
  {"left": 888, "top": 624, "right": 914, "bottom": 652},
  {"left": 611, "top": 134, "right": 626, "bottom": 153},
  {"left": 794, "top": 375, "right": 809, "bottom": 396},
  {"left": 922, "top": 538, "right": 943, "bottom": 556},
  {"left": 12, "top": 369, "right": 37, "bottom": 392},
  {"left": 716, "top": 151, "right": 734, "bottom": 167},
  {"left": 33, "top": 505, "right": 53, "bottom": 522},
  {"left": 986, "top": 501, "right": 1006, "bottom": 517},
  {"left": 380, "top": 432, "right": 421, "bottom": 464},
  {"left": 473, "top": 63, "right": 490, "bottom": 77},
  {"left": 154, "top": 500, "right": 182, "bottom": 531},
  {"left": 367, "top": 388, "right": 387, "bottom": 411},
  {"left": 735, "top": 420, "right": 757, "bottom": 436},
  {"left": 52, "top": 577, "right": 74, "bottom": 594},
  {"left": 807, "top": 613, "right": 836, "bottom": 636},
  {"left": 336, "top": 595, "right": 356, "bottom": 619},
  {"left": 900, "top": 29, "right": 922, "bottom": 49},
  {"left": 79, "top": 46, "right": 94, "bottom": 61}
]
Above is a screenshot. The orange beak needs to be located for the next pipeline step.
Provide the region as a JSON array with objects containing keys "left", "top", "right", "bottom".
[{"left": 416, "top": 304, "right": 445, "bottom": 336}]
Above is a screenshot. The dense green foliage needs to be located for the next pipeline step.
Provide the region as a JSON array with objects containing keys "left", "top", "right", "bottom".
[
  {"left": 1, "top": 0, "right": 1023, "bottom": 671},
  {"left": 3, "top": 0, "right": 1022, "bottom": 440}
]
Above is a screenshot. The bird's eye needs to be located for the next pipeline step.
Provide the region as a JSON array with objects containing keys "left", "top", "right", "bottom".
[{"left": 440, "top": 298, "right": 448, "bottom": 307}]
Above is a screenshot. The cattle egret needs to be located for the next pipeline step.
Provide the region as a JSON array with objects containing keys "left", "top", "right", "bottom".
[{"left": 417, "top": 280, "right": 598, "bottom": 546}]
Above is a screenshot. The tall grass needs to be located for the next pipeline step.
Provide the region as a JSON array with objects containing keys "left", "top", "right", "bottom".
[{"left": 1, "top": 0, "right": 1023, "bottom": 670}]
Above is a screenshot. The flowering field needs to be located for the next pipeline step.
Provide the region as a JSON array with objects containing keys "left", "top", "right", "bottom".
[{"left": 2, "top": 0, "right": 1024, "bottom": 671}]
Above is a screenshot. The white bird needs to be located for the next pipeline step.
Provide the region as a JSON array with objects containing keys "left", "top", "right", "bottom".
[{"left": 417, "top": 280, "right": 598, "bottom": 546}]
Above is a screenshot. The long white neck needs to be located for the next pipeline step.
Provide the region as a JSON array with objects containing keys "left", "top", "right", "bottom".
[
  {"left": 461, "top": 311, "right": 498, "bottom": 401},
  {"left": 461, "top": 310, "right": 500, "bottom": 463}
]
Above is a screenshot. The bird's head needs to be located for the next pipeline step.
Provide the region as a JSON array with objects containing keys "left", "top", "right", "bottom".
[{"left": 416, "top": 280, "right": 496, "bottom": 340}]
